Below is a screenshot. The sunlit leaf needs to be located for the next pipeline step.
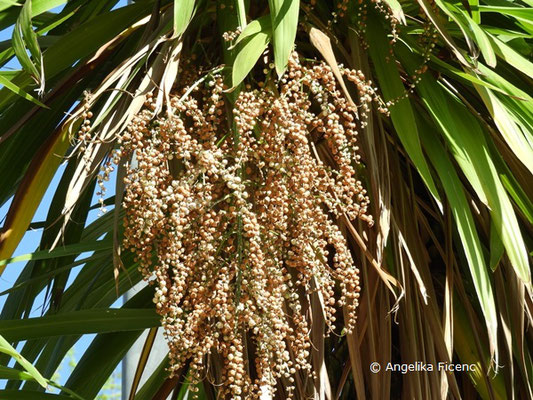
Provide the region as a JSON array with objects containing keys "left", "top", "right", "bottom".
[
  {"left": 173, "top": 0, "right": 195, "bottom": 37},
  {"left": 268, "top": 0, "right": 299, "bottom": 76},
  {"left": 230, "top": 15, "right": 271, "bottom": 49},
  {"left": 0, "top": 71, "right": 47, "bottom": 106},
  {"left": 231, "top": 26, "right": 271, "bottom": 87},
  {"left": 12, "top": 0, "right": 44, "bottom": 93},
  {"left": 0, "top": 334, "right": 47, "bottom": 387},
  {"left": 397, "top": 43, "right": 531, "bottom": 286},
  {"left": 366, "top": 15, "right": 441, "bottom": 207}
]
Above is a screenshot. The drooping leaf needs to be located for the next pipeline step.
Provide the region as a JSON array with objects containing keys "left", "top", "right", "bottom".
[
  {"left": 443, "top": 2, "right": 497, "bottom": 67},
  {"left": 366, "top": 14, "right": 441, "bottom": 208},
  {"left": 0, "top": 1, "right": 152, "bottom": 109},
  {"left": 0, "top": 119, "right": 80, "bottom": 271},
  {"left": 12, "top": 0, "right": 44, "bottom": 93},
  {"left": 230, "top": 15, "right": 271, "bottom": 49},
  {"left": 419, "top": 116, "right": 499, "bottom": 366},
  {"left": 416, "top": 0, "right": 472, "bottom": 68},
  {"left": 397, "top": 43, "right": 531, "bottom": 287},
  {"left": 0, "top": 71, "right": 47, "bottom": 106},
  {"left": 0, "top": 334, "right": 47, "bottom": 387},
  {"left": 268, "top": 0, "right": 299, "bottom": 76},
  {"left": 173, "top": 0, "right": 195, "bottom": 37},
  {"left": 488, "top": 33, "right": 533, "bottom": 77},
  {"left": 231, "top": 26, "right": 271, "bottom": 87},
  {"left": 475, "top": 84, "right": 533, "bottom": 176},
  {"left": 0, "top": 240, "right": 111, "bottom": 268},
  {"left": 0, "top": 308, "right": 160, "bottom": 341}
]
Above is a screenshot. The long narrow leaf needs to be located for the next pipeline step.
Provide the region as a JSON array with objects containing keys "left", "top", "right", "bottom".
[
  {"left": 397, "top": 43, "right": 531, "bottom": 287},
  {"left": 419, "top": 117, "right": 499, "bottom": 366},
  {"left": 0, "top": 240, "right": 111, "bottom": 267},
  {"left": 366, "top": 15, "right": 441, "bottom": 208},
  {"left": 0, "top": 334, "right": 47, "bottom": 387},
  {"left": 0, "top": 308, "right": 160, "bottom": 341},
  {"left": 268, "top": 0, "right": 299, "bottom": 76},
  {"left": 231, "top": 27, "right": 271, "bottom": 87},
  {"left": 0, "top": 72, "right": 47, "bottom": 106},
  {"left": 0, "top": 391, "right": 74, "bottom": 400},
  {"left": 173, "top": 0, "right": 195, "bottom": 37}
]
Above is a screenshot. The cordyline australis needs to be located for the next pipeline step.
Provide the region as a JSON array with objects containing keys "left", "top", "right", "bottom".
[
  {"left": 3, "top": 0, "right": 533, "bottom": 398},
  {"left": 73, "top": 2, "right": 411, "bottom": 398},
  {"left": 78, "top": 51, "right": 389, "bottom": 398}
]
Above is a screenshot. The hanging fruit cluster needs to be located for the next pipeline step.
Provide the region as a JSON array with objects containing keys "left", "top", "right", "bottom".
[{"left": 90, "top": 52, "right": 386, "bottom": 398}]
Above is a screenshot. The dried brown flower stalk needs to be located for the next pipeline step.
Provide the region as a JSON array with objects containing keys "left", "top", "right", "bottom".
[{"left": 93, "top": 53, "right": 384, "bottom": 398}]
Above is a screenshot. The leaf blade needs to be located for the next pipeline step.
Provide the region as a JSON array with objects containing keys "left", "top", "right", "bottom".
[
  {"left": 231, "top": 28, "right": 271, "bottom": 88},
  {"left": 268, "top": 0, "right": 299, "bottom": 76},
  {"left": 0, "top": 334, "right": 47, "bottom": 387},
  {"left": 0, "top": 308, "right": 160, "bottom": 341},
  {"left": 0, "top": 72, "right": 47, "bottom": 106},
  {"left": 173, "top": 0, "right": 195, "bottom": 37},
  {"left": 366, "top": 15, "right": 441, "bottom": 207}
]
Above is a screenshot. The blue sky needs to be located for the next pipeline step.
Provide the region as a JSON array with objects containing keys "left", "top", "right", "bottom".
[{"left": 0, "top": 0, "right": 130, "bottom": 393}]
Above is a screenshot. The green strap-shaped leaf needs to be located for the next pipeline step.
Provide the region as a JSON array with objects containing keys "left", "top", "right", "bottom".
[
  {"left": 231, "top": 24, "right": 271, "bottom": 87},
  {"left": 0, "top": 308, "right": 160, "bottom": 341},
  {"left": 230, "top": 15, "right": 271, "bottom": 49},
  {"left": 489, "top": 222, "right": 504, "bottom": 271},
  {"left": 0, "top": 254, "right": 106, "bottom": 297},
  {"left": 366, "top": 14, "right": 441, "bottom": 207},
  {"left": 63, "top": 330, "right": 146, "bottom": 399},
  {"left": 442, "top": 2, "right": 496, "bottom": 67},
  {"left": 0, "top": 391, "right": 74, "bottom": 400},
  {"left": 0, "top": 0, "right": 20, "bottom": 14},
  {"left": 18, "top": 0, "right": 41, "bottom": 63},
  {"left": 0, "top": 240, "right": 112, "bottom": 267},
  {"left": 235, "top": 0, "right": 247, "bottom": 28},
  {"left": 0, "top": 334, "right": 47, "bottom": 387},
  {"left": 469, "top": 0, "right": 480, "bottom": 23},
  {"left": 0, "top": 1, "right": 152, "bottom": 109},
  {"left": 6, "top": 263, "right": 144, "bottom": 393},
  {"left": 488, "top": 32, "right": 533, "bottom": 77},
  {"left": 419, "top": 116, "right": 499, "bottom": 367},
  {"left": 0, "top": 366, "right": 85, "bottom": 400},
  {"left": 397, "top": 43, "right": 531, "bottom": 287},
  {"left": 173, "top": 0, "right": 195, "bottom": 37},
  {"left": 0, "top": 71, "right": 47, "bottom": 106},
  {"left": 61, "top": 287, "right": 155, "bottom": 399},
  {"left": 0, "top": 365, "right": 34, "bottom": 381},
  {"left": 476, "top": 84, "right": 533, "bottom": 176},
  {"left": 479, "top": 5, "right": 533, "bottom": 23},
  {"left": 268, "top": 0, "right": 299, "bottom": 76},
  {"left": 453, "top": 298, "right": 507, "bottom": 399},
  {"left": 12, "top": 0, "right": 44, "bottom": 93}
]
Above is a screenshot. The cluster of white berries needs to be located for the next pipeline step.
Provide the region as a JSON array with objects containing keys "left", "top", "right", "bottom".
[{"left": 86, "top": 53, "right": 378, "bottom": 399}]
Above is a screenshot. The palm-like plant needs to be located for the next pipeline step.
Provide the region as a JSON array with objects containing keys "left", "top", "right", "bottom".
[{"left": 0, "top": 0, "right": 532, "bottom": 399}]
